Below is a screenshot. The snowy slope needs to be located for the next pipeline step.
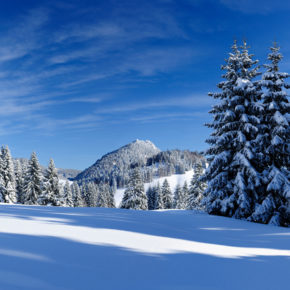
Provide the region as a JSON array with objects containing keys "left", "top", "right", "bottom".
[
  {"left": 114, "top": 169, "right": 194, "bottom": 207},
  {"left": 0, "top": 204, "right": 289, "bottom": 290}
]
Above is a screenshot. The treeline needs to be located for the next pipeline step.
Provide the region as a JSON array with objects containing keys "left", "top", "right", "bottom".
[
  {"left": 0, "top": 146, "right": 115, "bottom": 208},
  {"left": 120, "top": 163, "right": 206, "bottom": 210},
  {"left": 75, "top": 147, "right": 203, "bottom": 188}
]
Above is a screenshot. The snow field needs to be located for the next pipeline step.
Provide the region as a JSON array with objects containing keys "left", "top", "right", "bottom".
[{"left": 0, "top": 204, "right": 289, "bottom": 290}]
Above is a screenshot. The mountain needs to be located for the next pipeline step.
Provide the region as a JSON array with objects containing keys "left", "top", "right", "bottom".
[
  {"left": 57, "top": 168, "right": 82, "bottom": 180},
  {"left": 74, "top": 139, "right": 160, "bottom": 186},
  {"left": 73, "top": 139, "right": 204, "bottom": 188}
]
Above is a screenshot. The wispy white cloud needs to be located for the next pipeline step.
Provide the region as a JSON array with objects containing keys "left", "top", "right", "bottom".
[
  {"left": 67, "top": 97, "right": 103, "bottom": 103},
  {"left": 118, "top": 47, "right": 196, "bottom": 76},
  {"left": 0, "top": 2, "right": 207, "bottom": 136},
  {"left": 34, "top": 114, "right": 101, "bottom": 132},
  {"left": 130, "top": 111, "right": 207, "bottom": 123},
  {"left": 0, "top": 8, "right": 49, "bottom": 62},
  {"left": 95, "top": 95, "right": 213, "bottom": 114},
  {"left": 220, "top": 0, "right": 290, "bottom": 14},
  {"left": 54, "top": 22, "right": 122, "bottom": 43}
]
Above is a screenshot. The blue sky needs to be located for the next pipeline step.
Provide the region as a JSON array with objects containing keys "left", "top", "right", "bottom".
[{"left": 0, "top": 0, "right": 290, "bottom": 169}]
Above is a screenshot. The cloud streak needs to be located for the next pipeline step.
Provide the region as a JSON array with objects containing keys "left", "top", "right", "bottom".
[
  {"left": 220, "top": 0, "right": 290, "bottom": 14},
  {"left": 0, "top": 1, "right": 208, "bottom": 137},
  {"left": 95, "top": 95, "right": 213, "bottom": 114}
]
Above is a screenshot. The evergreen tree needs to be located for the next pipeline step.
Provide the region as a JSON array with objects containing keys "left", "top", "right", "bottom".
[
  {"left": 250, "top": 44, "right": 290, "bottom": 226},
  {"left": 81, "top": 184, "right": 88, "bottom": 206},
  {"left": 161, "top": 179, "right": 172, "bottom": 209},
  {"left": 0, "top": 146, "right": 17, "bottom": 203},
  {"left": 120, "top": 168, "right": 147, "bottom": 210},
  {"left": 154, "top": 183, "right": 163, "bottom": 209},
  {"left": 182, "top": 181, "right": 189, "bottom": 209},
  {"left": 63, "top": 181, "right": 74, "bottom": 207},
  {"left": 173, "top": 184, "right": 183, "bottom": 209},
  {"left": 96, "top": 183, "right": 108, "bottom": 207},
  {"left": 203, "top": 40, "right": 263, "bottom": 219},
  {"left": 86, "top": 183, "right": 98, "bottom": 207},
  {"left": 15, "top": 159, "right": 25, "bottom": 203},
  {"left": 72, "top": 182, "right": 83, "bottom": 207},
  {"left": 107, "top": 185, "right": 116, "bottom": 208},
  {"left": 39, "top": 159, "right": 61, "bottom": 206},
  {"left": 147, "top": 186, "right": 156, "bottom": 210},
  {"left": 188, "top": 162, "right": 207, "bottom": 210},
  {"left": 24, "top": 152, "right": 43, "bottom": 205}
]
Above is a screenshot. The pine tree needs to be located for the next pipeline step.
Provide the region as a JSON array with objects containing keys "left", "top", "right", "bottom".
[
  {"left": 154, "top": 183, "right": 163, "bottom": 209},
  {"left": 203, "top": 40, "right": 263, "bottom": 219},
  {"left": 24, "top": 152, "right": 43, "bottom": 205},
  {"left": 173, "top": 184, "right": 183, "bottom": 209},
  {"left": 182, "top": 181, "right": 189, "bottom": 209},
  {"left": 107, "top": 185, "right": 116, "bottom": 208},
  {"left": 62, "top": 181, "right": 74, "bottom": 207},
  {"left": 0, "top": 146, "right": 17, "bottom": 203},
  {"left": 72, "top": 182, "right": 83, "bottom": 207},
  {"left": 250, "top": 44, "right": 290, "bottom": 226},
  {"left": 188, "top": 162, "right": 207, "bottom": 210},
  {"left": 86, "top": 183, "right": 98, "bottom": 207},
  {"left": 147, "top": 186, "right": 156, "bottom": 210},
  {"left": 96, "top": 183, "right": 108, "bottom": 207},
  {"left": 161, "top": 179, "right": 172, "bottom": 209},
  {"left": 15, "top": 159, "right": 25, "bottom": 203},
  {"left": 0, "top": 150, "right": 5, "bottom": 203},
  {"left": 39, "top": 159, "right": 61, "bottom": 206},
  {"left": 81, "top": 184, "right": 88, "bottom": 206},
  {"left": 121, "top": 168, "right": 147, "bottom": 210}
]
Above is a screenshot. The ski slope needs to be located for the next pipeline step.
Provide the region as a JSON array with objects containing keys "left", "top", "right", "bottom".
[
  {"left": 0, "top": 204, "right": 289, "bottom": 290},
  {"left": 115, "top": 169, "right": 194, "bottom": 207}
]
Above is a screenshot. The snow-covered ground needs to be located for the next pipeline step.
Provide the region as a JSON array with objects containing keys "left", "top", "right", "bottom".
[
  {"left": 115, "top": 169, "right": 194, "bottom": 206},
  {"left": 0, "top": 204, "right": 289, "bottom": 290}
]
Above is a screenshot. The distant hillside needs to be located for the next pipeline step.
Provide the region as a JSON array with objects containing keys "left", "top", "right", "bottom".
[
  {"left": 73, "top": 139, "right": 204, "bottom": 188},
  {"left": 74, "top": 139, "right": 160, "bottom": 186}
]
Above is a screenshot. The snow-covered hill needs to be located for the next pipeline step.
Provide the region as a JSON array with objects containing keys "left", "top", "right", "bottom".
[
  {"left": 0, "top": 204, "right": 289, "bottom": 290},
  {"left": 74, "top": 139, "right": 160, "bottom": 184},
  {"left": 73, "top": 139, "right": 203, "bottom": 188},
  {"left": 115, "top": 169, "right": 194, "bottom": 207}
]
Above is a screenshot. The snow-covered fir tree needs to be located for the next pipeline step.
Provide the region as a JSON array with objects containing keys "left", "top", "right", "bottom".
[
  {"left": 120, "top": 168, "right": 147, "bottom": 210},
  {"left": 154, "top": 183, "right": 163, "bottom": 209},
  {"left": 72, "top": 182, "right": 83, "bottom": 207},
  {"left": 95, "top": 183, "right": 115, "bottom": 208},
  {"left": 0, "top": 146, "right": 17, "bottom": 203},
  {"left": 14, "top": 159, "right": 25, "bottom": 203},
  {"left": 96, "top": 183, "right": 108, "bottom": 207},
  {"left": 107, "top": 185, "right": 116, "bottom": 208},
  {"left": 250, "top": 44, "right": 290, "bottom": 226},
  {"left": 86, "top": 183, "right": 98, "bottom": 207},
  {"left": 203, "top": 40, "right": 263, "bottom": 219},
  {"left": 188, "top": 162, "right": 207, "bottom": 210},
  {"left": 63, "top": 181, "right": 74, "bottom": 207},
  {"left": 147, "top": 186, "right": 156, "bottom": 210},
  {"left": 39, "top": 159, "right": 61, "bottom": 206},
  {"left": 81, "top": 184, "right": 88, "bottom": 206},
  {"left": 182, "top": 181, "right": 189, "bottom": 209},
  {"left": 161, "top": 179, "right": 172, "bottom": 209},
  {"left": 173, "top": 184, "right": 183, "bottom": 209},
  {"left": 24, "top": 152, "right": 43, "bottom": 205}
]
